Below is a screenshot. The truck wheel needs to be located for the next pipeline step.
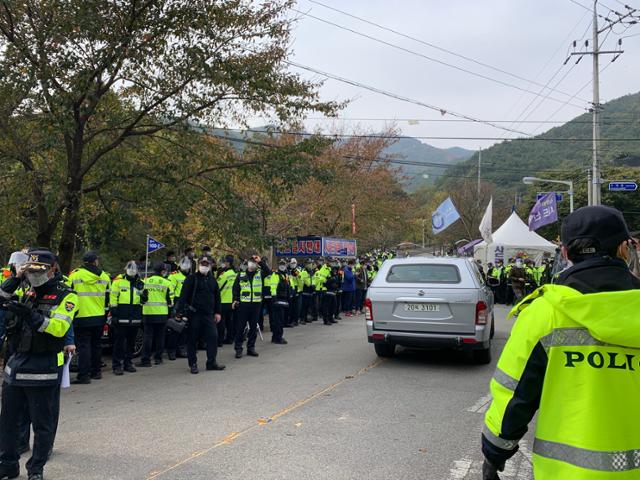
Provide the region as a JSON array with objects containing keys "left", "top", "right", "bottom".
[
  {"left": 374, "top": 343, "right": 395, "bottom": 358},
  {"left": 473, "top": 344, "right": 492, "bottom": 365}
]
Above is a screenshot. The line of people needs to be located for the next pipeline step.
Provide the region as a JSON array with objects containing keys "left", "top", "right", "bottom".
[
  {"left": 0, "top": 245, "right": 392, "bottom": 480},
  {"left": 484, "top": 256, "right": 552, "bottom": 305}
]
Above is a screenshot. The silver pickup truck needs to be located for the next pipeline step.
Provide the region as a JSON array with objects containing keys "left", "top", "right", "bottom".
[{"left": 365, "top": 257, "right": 495, "bottom": 364}]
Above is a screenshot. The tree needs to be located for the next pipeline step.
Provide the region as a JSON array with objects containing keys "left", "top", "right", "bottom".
[{"left": 0, "top": 0, "right": 339, "bottom": 272}]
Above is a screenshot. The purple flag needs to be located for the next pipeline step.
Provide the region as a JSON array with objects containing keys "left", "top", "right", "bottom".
[{"left": 528, "top": 192, "right": 558, "bottom": 231}]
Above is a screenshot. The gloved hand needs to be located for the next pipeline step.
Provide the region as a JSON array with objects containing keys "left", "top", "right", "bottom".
[
  {"left": 25, "top": 310, "right": 45, "bottom": 331},
  {"left": 2, "top": 301, "right": 31, "bottom": 317},
  {"left": 482, "top": 459, "right": 502, "bottom": 480}
]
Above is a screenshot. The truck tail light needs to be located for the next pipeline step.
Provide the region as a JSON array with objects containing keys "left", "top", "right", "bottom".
[
  {"left": 364, "top": 298, "right": 373, "bottom": 321},
  {"left": 475, "top": 301, "right": 488, "bottom": 325}
]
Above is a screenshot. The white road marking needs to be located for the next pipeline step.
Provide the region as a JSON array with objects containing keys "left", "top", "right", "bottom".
[
  {"left": 466, "top": 394, "right": 492, "bottom": 413},
  {"left": 448, "top": 458, "right": 473, "bottom": 480}
]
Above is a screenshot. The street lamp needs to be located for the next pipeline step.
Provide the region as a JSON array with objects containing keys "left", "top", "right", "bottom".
[{"left": 522, "top": 176, "right": 574, "bottom": 213}]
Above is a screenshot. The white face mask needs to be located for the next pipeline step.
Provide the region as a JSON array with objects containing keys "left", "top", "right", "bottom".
[
  {"left": 247, "top": 261, "right": 257, "bottom": 272},
  {"left": 240, "top": 264, "right": 248, "bottom": 272},
  {"left": 278, "top": 265, "right": 287, "bottom": 272},
  {"left": 26, "top": 270, "right": 50, "bottom": 287},
  {"left": 199, "top": 265, "right": 210, "bottom": 274},
  {"left": 126, "top": 268, "right": 137, "bottom": 277},
  {"left": 289, "top": 261, "right": 297, "bottom": 269},
  {"left": 516, "top": 261, "right": 523, "bottom": 267}
]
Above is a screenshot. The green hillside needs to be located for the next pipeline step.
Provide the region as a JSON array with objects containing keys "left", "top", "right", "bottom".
[
  {"left": 442, "top": 91, "right": 640, "bottom": 187},
  {"left": 383, "top": 138, "right": 473, "bottom": 192}
]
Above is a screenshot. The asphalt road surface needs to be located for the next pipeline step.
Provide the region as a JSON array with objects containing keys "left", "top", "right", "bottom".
[{"left": 25, "top": 305, "right": 534, "bottom": 480}]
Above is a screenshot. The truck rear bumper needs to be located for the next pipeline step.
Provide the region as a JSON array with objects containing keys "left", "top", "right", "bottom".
[{"left": 366, "top": 320, "right": 490, "bottom": 350}]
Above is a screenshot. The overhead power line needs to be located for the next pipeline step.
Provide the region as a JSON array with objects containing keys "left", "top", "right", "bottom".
[
  {"left": 305, "top": 0, "right": 591, "bottom": 104},
  {"left": 225, "top": 127, "right": 640, "bottom": 143},
  {"left": 296, "top": 116, "right": 640, "bottom": 125},
  {"left": 294, "top": 8, "right": 588, "bottom": 109},
  {"left": 281, "top": 58, "right": 532, "bottom": 136},
  {"left": 207, "top": 132, "right": 590, "bottom": 176}
]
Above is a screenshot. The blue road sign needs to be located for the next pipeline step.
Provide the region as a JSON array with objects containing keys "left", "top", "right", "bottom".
[
  {"left": 537, "top": 192, "right": 564, "bottom": 202},
  {"left": 608, "top": 181, "right": 638, "bottom": 192}
]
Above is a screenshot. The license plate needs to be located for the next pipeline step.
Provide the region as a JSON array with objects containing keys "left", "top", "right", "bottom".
[{"left": 404, "top": 303, "right": 440, "bottom": 312}]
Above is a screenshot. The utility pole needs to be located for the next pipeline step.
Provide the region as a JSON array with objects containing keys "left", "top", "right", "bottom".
[
  {"left": 567, "top": 0, "right": 633, "bottom": 205},
  {"left": 587, "top": 169, "right": 592, "bottom": 207},
  {"left": 477, "top": 148, "right": 482, "bottom": 207},
  {"left": 591, "top": 0, "right": 602, "bottom": 206}
]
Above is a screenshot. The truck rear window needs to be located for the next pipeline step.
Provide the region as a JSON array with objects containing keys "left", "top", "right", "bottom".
[{"left": 385, "top": 264, "right": 461, "bottom": 284}]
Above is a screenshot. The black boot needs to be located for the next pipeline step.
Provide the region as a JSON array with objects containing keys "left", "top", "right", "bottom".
[
  {"left": 235, "top": 350, "right": 243, "bottom": 359},
  {"left": 247, "top": 349, "right": 259, "bottom": 357},
  {"left": 28, "top": 473, "right": 43, "bottom": 480},
  {"left": 0, "top": 463, "right": 19, "bottom": 480},
  {"left": 206, "top": 362, "right": 226, "bottom": 371},
  {"left": 71, "top": 376, "right": 91, "bottom": 384}
]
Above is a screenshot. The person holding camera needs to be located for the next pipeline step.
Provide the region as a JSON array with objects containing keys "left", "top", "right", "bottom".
[
  {"left": 177, "top": 256, "right": 225, "bottom": 374},
  {"left": 0, "top": 249, "right": 77, "bottom": 480}
]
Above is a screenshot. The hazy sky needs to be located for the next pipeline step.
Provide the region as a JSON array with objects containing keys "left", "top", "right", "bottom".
[{"left": 248, "top": 0, "right": 640, "bottom": 151}]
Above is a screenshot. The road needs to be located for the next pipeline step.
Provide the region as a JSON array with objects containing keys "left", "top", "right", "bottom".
[{"left": 29, "top": 305, "right": 533, "bottom": 480}]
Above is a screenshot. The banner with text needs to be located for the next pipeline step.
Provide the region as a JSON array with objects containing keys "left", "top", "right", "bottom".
[{"left": 275, "top": 237, "right": 357, "bottom": 258}]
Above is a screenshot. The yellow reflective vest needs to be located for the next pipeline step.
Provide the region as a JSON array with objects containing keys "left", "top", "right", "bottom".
[
  {"left": 169, "top": 271, "right": 187, "bottom": 299},
  {"left": 484, "top": 284, "right": 640, "bottom": 479},
  {"left": 238, "top": 271, "right": 262, "bottom": 303},
  {"left": 142, "top": 275, "right": 173, "bottom": 318},
  {"left": 217, "top": 268, "right": 237, "bottom": 304},
  {"left": 67, "top": 266, "right": 110, "bottom": 327}
]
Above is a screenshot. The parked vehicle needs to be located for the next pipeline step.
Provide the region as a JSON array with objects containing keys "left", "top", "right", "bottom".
[{"left": 365, "top": 256, "right": 495, "bottom": 364}]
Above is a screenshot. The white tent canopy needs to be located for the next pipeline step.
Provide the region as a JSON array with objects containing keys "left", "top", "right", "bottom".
[{"left": 474, "top": 211, "right": 557, "bottom": 265}]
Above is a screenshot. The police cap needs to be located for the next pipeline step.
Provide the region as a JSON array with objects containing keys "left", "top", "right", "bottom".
[
  {"left": 24, "top": 249, "right": 56, "bottom": 271},
  {"left": 561, "top": 206, "right": 630, "bottom": 253}
]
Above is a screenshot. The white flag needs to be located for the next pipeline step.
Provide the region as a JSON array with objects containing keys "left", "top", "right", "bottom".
[{"left": 479, "top": 197, "right": 493, "bottom": 243}]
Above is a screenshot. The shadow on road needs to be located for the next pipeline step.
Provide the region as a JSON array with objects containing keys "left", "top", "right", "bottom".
[{"left": 387, "top": 347, "right": 492, "bottom": 370}]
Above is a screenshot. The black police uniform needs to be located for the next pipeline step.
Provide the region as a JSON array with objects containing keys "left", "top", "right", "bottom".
[
  {"left": 177, "top": 271, "right": 222, "bottom": 369},
  {"left": 0, "top": 257, "right": 76, "bottom": 479},
  {"left": 270, "top": 270, "right": 291, "bottom": 343},
  {"left": 322, "top": 271, "right": 341, "bottom": 325}
]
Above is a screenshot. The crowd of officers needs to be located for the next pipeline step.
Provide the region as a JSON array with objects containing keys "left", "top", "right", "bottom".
[
  {"left": 0, "top": 245, "right": 392, "bottom": 479},
  {"left": 483, "top": 256, "right": 553, "bottom": 304}
]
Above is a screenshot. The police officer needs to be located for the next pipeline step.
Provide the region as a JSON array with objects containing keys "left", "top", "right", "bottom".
[
  {"left": 270, "top": 260, "right": 291, "bottom": 344},
  {"left": 299, "top": 260, "right": 314, "bottom": 324},
  {"left": 481, "top": 206, "right": 640, "bottom": 480},
  {"left": 166, "top": 257, "right": 191, "bottom": 359},
  {"left": 68, "top": 251, "right": 110, "bottom": 384},
  {"left": 313, "top": 258, "right": 330, "bottom": 322},
  {"left": 232, "top": 255, "right": 271, "bottom": 358},
  {"left": 322, "top": 264, "right": 341, "bottom": 325},
  {"left": 0, "top": 249, "right": 78, "bottom": 480},
  {"left": 287, "top": 258, "right": 301, "bottom": 327},
  {"left": 138, "top": 262, "right": 173, "bottom": 367},
  {"left": 177, "top": 256, "right": 225, "bottom": 374},
  {"left": 216, "top": 255, "right": 237, "bottom": 345},
  {"left": 110, "top": 261, "right": 147, "bottom": 375}
]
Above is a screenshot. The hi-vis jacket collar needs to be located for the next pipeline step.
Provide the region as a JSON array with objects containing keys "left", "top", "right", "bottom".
[{"left": 509, "top": 284, "right": 640, "bottom": 349}]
